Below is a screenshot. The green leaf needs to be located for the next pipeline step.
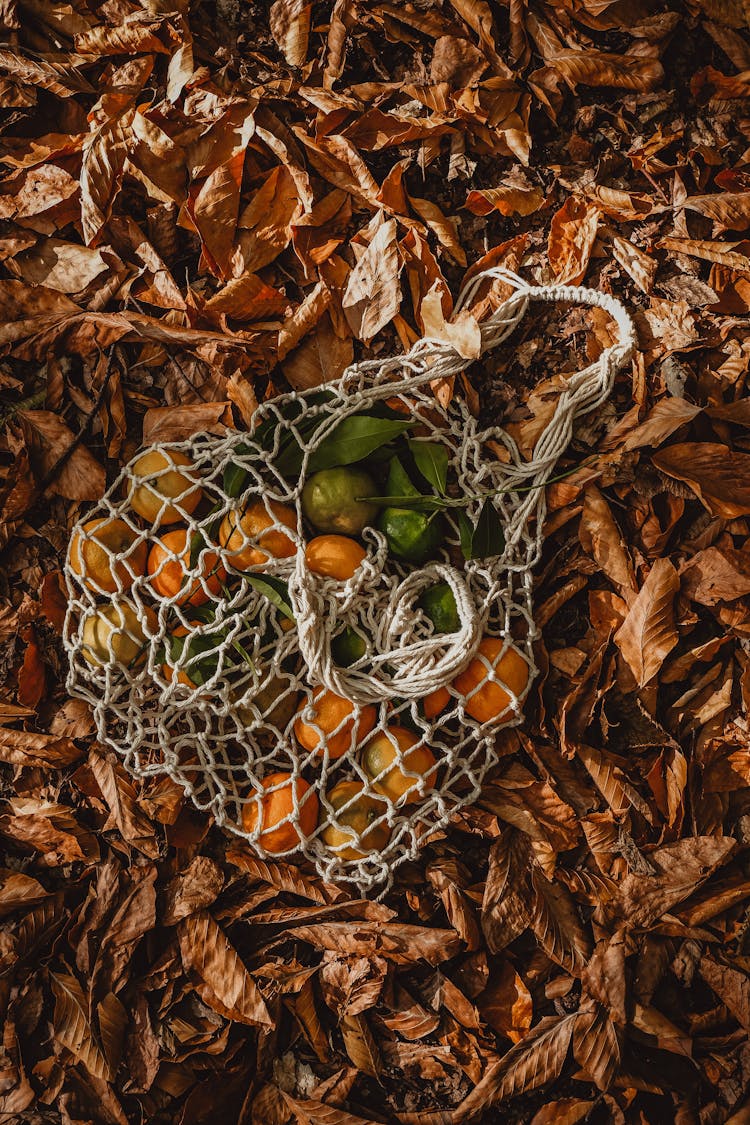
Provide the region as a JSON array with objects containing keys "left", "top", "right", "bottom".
[
  {"left": 224, "top": 462, "right": 250, "bottom": 499},
  {"left": 230, "top": 637, "right": 256, "bottom": 673},
  {"left": 458, "top": 509, "right": 474, "bottom": 560},
  {"left": 307, "top": 416, "right": 413, "bottom": 473},
  {"left": 386, "top": 454, "right": 420, "bottom": 498},
  {"left": 273, "top": 414, "right": 332, "bottom": 477},
  {"left": 409, "top": 440, "right": 449, "bottom": 496},
  {"left": 244, "top": 573, "right": 295, "bottom": 621},
  {"left": 188, "top": 531, "right": 207, "bottom": 570},
  {"left": 470, "top": 500, "right": 506, "bottom": 560}
]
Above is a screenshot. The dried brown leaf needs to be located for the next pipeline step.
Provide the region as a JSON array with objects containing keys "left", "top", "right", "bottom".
[
  {"left": 0, "top": 727, "right": 82, "bottom": 768},
  {"left": 617, "top": 836, "right": 736, "bottom": 928},
  {"left": 51, "top": 971, "right": 111, "bottom": 1079},
  {"left": 270, "top": 0, "right": 311, "bottom": 67},
  {"left": 162, "top": 856, "right": 224, "bottom": 925},
  {"left": 341, "top": 1012, "right": 382, "bottom": 1077},
  {"left": 572, "top": 1002, "right": 620, "bottom": 1090},
  {"left": 453, "top": 1013, "right": 577, "bottom": 1121},
  {"left": 579, "top": 486, "right": 638, "bottom": 604},
  {"left": 286, "top": 921, "right": 462, "bottom": 964},
  {"left": 683, "top": 192, "right": 750, "bottom": 232},
  {"left": 142, "top": 402, "right": 233, "bottom": 444},
  {"left": 18, "top": 409, "right": 105, "bottom": 500},
  {"left": 482, "top": 830, "right": 533, "bottom": 953},
  {"left": 546, "top": 50, "right": 664, "bottom": 91},
  {"left": 88, "top": 749, "right": 158, "bottom": 857},
  {"left": 282, "top": 311, "right": 354, "bottom": 390},
  {"left": 548, "top": 196, "right": 600, "bottom": 285},
  {"left": 654, "top": 442, "right": 750, "bottom": 517},
  {"left": 0, "top": 868, "right": 48, "bottom": 917},
  {"left": 342, "top": 216, "right": 401, "bottom": 342},
  {"left": 465, "top": 184, "right": 544, "bottom": 217},
  {"left": 319, "top": 956, "right": 387, "bottom": 1018},
  {"left": 1, "top": 799, "right": 100, "bottom": 864},
  {"left": 531, "top": 865, "right": 593, "bottom": 975},
  {"left": 614, "top": 558, "right": 680, "bottom": 686},
  {"left": 178, "top": 910, "right": 273, "bottom": 1026}
]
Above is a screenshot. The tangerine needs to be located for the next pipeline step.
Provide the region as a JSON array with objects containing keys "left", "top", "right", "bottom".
[
  {"left": 423, "top": 686, "right": 451, "bottom": 720},
  {"left": 453, "top": 637, "right": 529, "bottom": 725},
  {"left": 147, "top": 528, "right": 225, "bottom": 606},
  {"left": 320, "top": 780, "right": 390, "bottom": 861},
  {"left": 81, "top": 600, "right": 156, "bottom": 668},
  {"left": 241, "top": 771, "right": 318, "bottom": 853},
  {"left": 305, "top": 535, "right": 366, "bottom": 581},
  {"left": 219, "top": 500, "right": 296, "bottom": 570},
  {"left": 70, "top": 517, "right": 148, "bottom": 595},
  {"left": 128, "top": 449, "right": 202, "bottom": 524},
  {"left": 294, "top": 687, "right": 376, "bottom": 760},
  {"left": 362, "top": 726, "right": 438, "bottom": 803}
]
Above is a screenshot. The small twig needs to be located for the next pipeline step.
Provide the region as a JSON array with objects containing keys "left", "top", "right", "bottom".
[{"left": 0, "top": 387, "right": 47, "bottom": 428}]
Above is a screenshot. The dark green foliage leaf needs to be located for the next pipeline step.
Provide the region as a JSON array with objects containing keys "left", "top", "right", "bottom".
[
  {"left": 410, "top": 440, "right": 449, "bottom": 495},
  {"left": 244, "top": 574, "right": 295, "bottom": 621},
  {"left": 470, "top": 500, "right": 506, "bottom": 560},
  {"left": 458, "top": 509, "right": 474, "bottom": 560},
  {"left": 386, "top": 454, "right": 420, "bottom": 498},
  {"left": 306, "top": 416, "right": 413, "bottom": 473}
]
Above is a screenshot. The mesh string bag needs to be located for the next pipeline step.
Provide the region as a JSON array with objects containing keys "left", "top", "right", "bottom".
[{"left": 63, "top": 268, "right": 635, "bottom": 894}]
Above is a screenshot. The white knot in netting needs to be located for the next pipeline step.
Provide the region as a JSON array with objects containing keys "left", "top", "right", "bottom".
[{"left": 63, "top": 269, "right": 635, "bottom": 894}]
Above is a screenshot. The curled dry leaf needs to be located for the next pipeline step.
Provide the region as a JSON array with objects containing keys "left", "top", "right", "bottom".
[
  {"left": 0, "top": 727, "right": 82, "bottom": 768},
  {"left": 465, "top": 184, "right": 545, "bottom": 218},
  {"left": 0, "top": 869, "right": 48, "bottom": 918},
  {"left": 579, "top": 486, "right": 638, "bottom": 605},
  {"left": 652, "top": 442, "right": 750, "bottom": 518},
  {"left": 1, "top": 799, "right": 100, "bottom": 864},
  {"left": 178, "top": 910, "right": 273, "bottom": 1027},
  {"left": 162, "top": 856, "right": 224, "bottom": 925},
  {"left": 286, "top": 921, "right": 462, "bottom": 964},
  {"left": 342, "top": 216, "right": 401, "bottom": 342},
  {"left": 545, "top": 50, "right": 664, "bottom": 91},
  {"left": 270, "top": 0, "right": 312, "bottom": 68},
  {"left": 682, "top": 192, "right": 750, "bottom": 232},
  {"left": 548, "top": 196, "right": 600, "bottom": 285},
  {"left": 88, "top": 749, "right": 158, "bottom": 857}
]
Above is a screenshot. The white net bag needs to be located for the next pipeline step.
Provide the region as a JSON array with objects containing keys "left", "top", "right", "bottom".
[{"left": 63, "top": 269, "right": 635, "bottom": 893}]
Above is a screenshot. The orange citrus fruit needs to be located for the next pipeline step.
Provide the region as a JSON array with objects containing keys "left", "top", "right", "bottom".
[
  {"left": 294, "top": 687, "right": 377, "bottom": 760},
  {"left": 305, "top": 535, "right": 366, "bottom": 581},
  {"left": 219, "top": 500, "right": 296, "bottom": 570},
  {"left": 128, "top": 449, "right": 202, "bottom": 524},
  {"left": 423, "top": 686, "right": 451, "bottom": 720},
  {"left": 242, "top": 771, "right": 318, "bottom": 853},
  {"left": 453, "top": 638, "right": 529, "bottom": 725},
  {"left": 70, "top": 517, "right": 148, "bottom": 594},
  {"left": 147, "top": 528, "right": 226, "bottom": 606},
  {"left": 81, "top": 600, "right": 156, "bottom": 668},
  {"left": 362, "top": 726, "right": 438, "bottom": 803},
  {"left": 320, "top": 780, "right": 390, "bottom": 861}
]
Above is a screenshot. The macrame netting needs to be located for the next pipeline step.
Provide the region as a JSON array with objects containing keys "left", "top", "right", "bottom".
[{"left": 63, "top": 269, "right": 635, "bottom": 893}]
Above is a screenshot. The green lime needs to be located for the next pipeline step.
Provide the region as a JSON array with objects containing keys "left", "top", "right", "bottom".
[
  {"left": 377, "top": 507, "right": 444, "bottom": 564},
  {"left": 331, "top": 626, "right": 367, "bottom": 667},
  {"left": 418, "top": 583, "right": 459, "bottom": 633},
  {"left": 302, "top": 467, "right": 379, "bottom": 536}
]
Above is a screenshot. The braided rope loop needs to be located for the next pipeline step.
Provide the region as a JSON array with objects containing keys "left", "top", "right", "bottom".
[{"left": 63, "top": 269, "right": 634, "bottom": 893}]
